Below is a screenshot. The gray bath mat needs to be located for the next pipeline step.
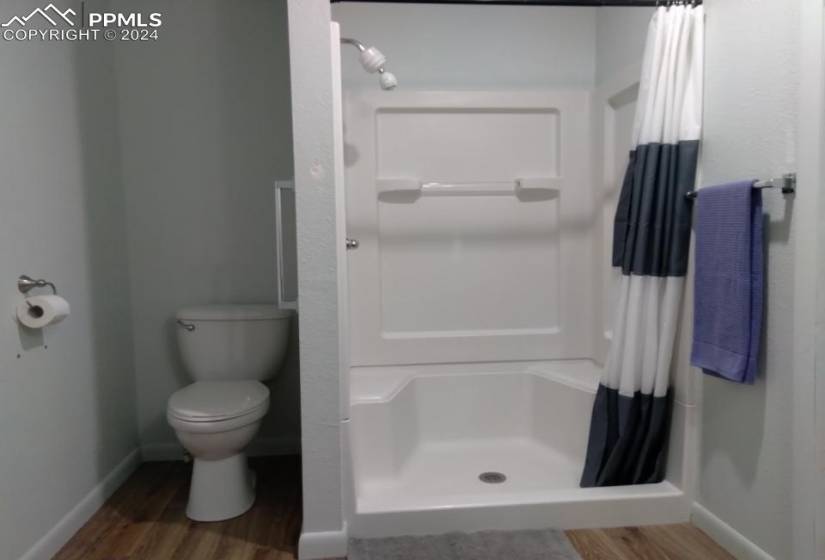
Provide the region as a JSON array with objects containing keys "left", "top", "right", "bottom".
[{"left": 349, "top": 529, "right": 582, "bottom": 560}]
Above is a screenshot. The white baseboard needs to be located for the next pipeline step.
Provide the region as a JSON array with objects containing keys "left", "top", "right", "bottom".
[
  {"left": 691, "top": 503, "right": 775, "bottom": 560},
  {"left": 19, "top": 448, "right": 141, "bottom": 560},
  {"left": 298, "top": 522, "right": 348, "bottom": 559},
  {"left": 140, "top": 436, "right": 300, "bottom": 462}
]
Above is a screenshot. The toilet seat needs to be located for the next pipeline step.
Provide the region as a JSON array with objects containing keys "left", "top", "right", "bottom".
[{"left": 168, "top": 381, "right": 269, "bottom": 433}]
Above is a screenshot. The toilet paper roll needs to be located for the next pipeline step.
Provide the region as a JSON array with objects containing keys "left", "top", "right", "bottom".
[{"left": 16, "top": 295, "right": 70, "bottom": 329}]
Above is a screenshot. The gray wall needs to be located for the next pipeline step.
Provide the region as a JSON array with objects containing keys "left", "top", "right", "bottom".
[
  {"left": 699, "top": 1, "right": 801, "bottom": 557},
  {"left": 332, "top": 3, "right": 597, "bottom": 88},
  {"left": 114, "top": 0, "right": 298, "bottom": 454},
  {"left": 0, "top": 1, "right": 137, "bottom": 557}
]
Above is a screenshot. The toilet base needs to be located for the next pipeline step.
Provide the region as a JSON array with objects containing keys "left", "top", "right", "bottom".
[{"left": 186, "top": 453, "right": 256, "bottom": 522}]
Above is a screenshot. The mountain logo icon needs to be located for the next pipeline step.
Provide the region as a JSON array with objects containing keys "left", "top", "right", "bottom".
[{"left": 1, "top": 4, "right": 76, "bottom": 27}]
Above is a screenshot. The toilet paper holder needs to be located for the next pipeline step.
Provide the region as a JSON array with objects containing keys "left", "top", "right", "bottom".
[{"left": 18, "top": 275, "right": 58, "bottom": 296}]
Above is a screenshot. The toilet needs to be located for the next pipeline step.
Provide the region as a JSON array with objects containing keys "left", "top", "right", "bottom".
[{"left": 167, "top": 304, "right": 293, "bottom": 522}]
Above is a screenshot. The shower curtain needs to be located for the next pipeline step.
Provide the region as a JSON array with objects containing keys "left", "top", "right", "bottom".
[{"left": 581, "top": 4, "right": 704, "bottom": 488}]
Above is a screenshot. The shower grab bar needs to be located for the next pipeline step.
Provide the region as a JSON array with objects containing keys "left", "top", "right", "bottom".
[
  {"left": 377, "top": 177, "right": 561, "bottom": 198},
  {"left": 273, "top": 179, "right": 298, "bottom": 310}
]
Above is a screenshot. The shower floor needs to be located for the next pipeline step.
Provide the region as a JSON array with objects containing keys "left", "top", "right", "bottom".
[
  {"left": 348, "top": 361, "right": 690, "bottom": 538},
  {"left": 358, "top": 437, "right": 582, "bottom": 513}
]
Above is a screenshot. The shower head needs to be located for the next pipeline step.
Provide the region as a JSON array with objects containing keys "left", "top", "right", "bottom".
[
  {"left": 378, "top": 68, "right": 398, "bottom": 90},
  {"left": 341, "top": 37, "right": 398, "bottom": 90}
]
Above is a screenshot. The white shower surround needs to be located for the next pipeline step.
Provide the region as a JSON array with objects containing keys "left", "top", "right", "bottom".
[
  {"left": 341, "top": 86, "right": 697, "bottom": 538},
  {"left": 345, "top": 90, "right": 594, "bottom": 366}
]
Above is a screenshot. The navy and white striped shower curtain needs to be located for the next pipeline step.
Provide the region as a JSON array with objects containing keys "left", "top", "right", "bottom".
[{"left": 581, "top": 5, "right": 704, "bottom": 487}]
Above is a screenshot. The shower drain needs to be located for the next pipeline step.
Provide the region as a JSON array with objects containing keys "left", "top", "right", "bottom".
[{"left": 478, "top": 471, "right": 507, "bottom": 484}]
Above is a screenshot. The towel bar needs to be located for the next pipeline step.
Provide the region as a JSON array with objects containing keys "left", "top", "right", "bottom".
[{"left": 685, "top": 173, "right": 796, "bottom": 200}]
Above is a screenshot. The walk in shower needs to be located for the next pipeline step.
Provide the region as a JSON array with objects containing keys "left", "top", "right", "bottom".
[{"left": 332, "top": 1, "right": 700, "bottom": 538}]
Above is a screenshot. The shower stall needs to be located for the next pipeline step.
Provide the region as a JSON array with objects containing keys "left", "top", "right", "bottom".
[{"left": 328, "top": 1, "right": 699, "bottom": 539}]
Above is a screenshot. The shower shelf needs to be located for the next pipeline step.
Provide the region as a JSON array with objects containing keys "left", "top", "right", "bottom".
[{"left": 376, "top": 177, "right": 561, "bottom": 199}]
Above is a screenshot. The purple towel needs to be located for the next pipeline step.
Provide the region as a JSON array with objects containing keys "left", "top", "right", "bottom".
[{"left": 690, "top": 180, "right": 764, "bottom": 384}]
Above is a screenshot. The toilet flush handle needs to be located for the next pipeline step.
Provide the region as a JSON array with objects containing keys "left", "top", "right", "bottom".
[{"left": 176, "top": 319, "right": 196, "bottom": 332}]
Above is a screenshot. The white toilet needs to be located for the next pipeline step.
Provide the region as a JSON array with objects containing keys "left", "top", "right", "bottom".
[{"left": 167, "top": 304, "right": 293, "bottom": 522}]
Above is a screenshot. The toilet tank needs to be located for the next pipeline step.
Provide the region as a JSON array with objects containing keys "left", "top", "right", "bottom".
[{"left": 175, "top": 304, "right": 294, "bottom": 381}]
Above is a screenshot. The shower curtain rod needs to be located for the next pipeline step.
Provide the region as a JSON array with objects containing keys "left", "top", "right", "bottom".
[{"left": 331, "top": 1, "right": 701, "bottom": 6}]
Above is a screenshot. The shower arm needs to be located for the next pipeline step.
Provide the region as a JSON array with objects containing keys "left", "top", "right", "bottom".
[
  {"left": 341, "top": 37, "right": 366, "bottom": 53},
  {"left": 340, "top": 36, "right": 398, "bottom": 89}
]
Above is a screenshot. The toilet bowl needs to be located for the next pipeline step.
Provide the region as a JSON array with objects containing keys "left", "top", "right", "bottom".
[
  {"left": 167, "top": 304, "right": 292, "bottom": 522},
  {"left": 168, "top": 380, "right": 270, "bottom": 521}
]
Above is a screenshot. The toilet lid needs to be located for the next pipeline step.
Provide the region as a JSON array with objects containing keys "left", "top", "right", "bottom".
[{"left": 168, "top": 381, "right": 269, "bottom": 422}]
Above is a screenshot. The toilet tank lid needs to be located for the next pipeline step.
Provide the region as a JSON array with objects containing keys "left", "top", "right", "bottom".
[{"left": 177, "top": 304, "right": 294, "bottom": 321}]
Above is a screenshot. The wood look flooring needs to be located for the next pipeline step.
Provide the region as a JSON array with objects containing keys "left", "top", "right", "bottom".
[
  {"left": 55, "top": 456, "right": 733, "bottom": 560},
  {"left": 54, "top": 457, "right": 302, "bottom": 560},
  {"left": 566, "top": 525, "right": 734, "bottom": 560}
]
